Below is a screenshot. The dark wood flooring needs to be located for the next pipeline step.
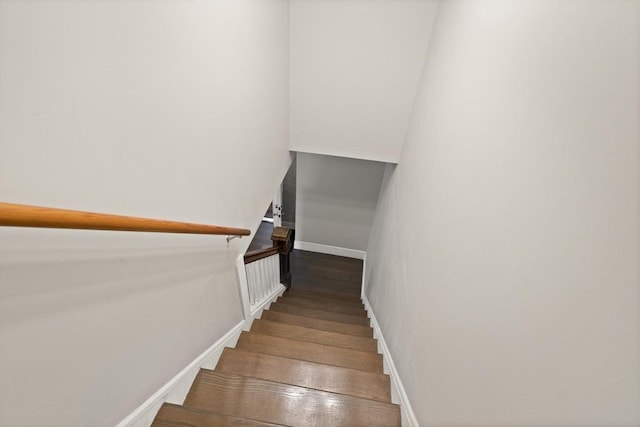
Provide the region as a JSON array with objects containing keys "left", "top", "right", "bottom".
[
  {"left": 290, "top": 249, "right": 363, "bottom": 297},
  {"left": 152, "top": 250, "right": 400, "bottom": 426}
]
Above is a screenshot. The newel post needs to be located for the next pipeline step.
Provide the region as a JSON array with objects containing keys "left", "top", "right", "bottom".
[{"left": 271, "top": 226, "right": 293, "bottom": 289}]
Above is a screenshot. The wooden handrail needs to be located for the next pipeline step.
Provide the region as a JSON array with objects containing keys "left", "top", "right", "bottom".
[
  {"left": 244, "top": 246, "right": 279, "bottom": 264},
  {"left": 0, "top": 202, "right": 251, "bottom": 236}
]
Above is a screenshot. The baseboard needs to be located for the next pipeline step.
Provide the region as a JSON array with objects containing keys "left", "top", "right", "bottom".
[
  {"left": 235, "top": 255, "right": 251, "bottom": 320},
  {"left": 294, "top": 240, "right": 366, "bottom": 260},
  {"left": 118, "top": 266, "right": 287, "bottom": 427},
  {"left": 361, "top": 253, "right": 367, "bottom": 300},
  {"left": 362, "top": 295, "right": 419, "bottom": 427},
  {"left": 115, "top": 320, "right": 245, "bottom": 427}
]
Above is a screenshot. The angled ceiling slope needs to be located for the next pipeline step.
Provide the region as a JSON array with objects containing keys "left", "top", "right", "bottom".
[{"left": 290, "top": 0, "right": 440, "bottom": 163}]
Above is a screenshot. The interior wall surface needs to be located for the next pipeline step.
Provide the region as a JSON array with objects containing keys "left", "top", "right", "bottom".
[
  {"left": 365, "top": 1, "right": 640, "bottom": 425},
  {"left": 295, "top": 153, "right": 385, "bottom": 252},
  {"left": 289, "top": 0, "right": 440, "bottom": 163},
  {"left": 0, "top": 1, "right": 291, "bottom": 425}
]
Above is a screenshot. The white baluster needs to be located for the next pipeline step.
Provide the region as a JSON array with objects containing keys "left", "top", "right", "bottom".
[
  {"left": 254, "top": 259, "right": 260, "bottom": 302},
  {"left": 264, "top": 257, "right": 270, "bottom": 295},
  {"left": 245, "top": 254, "right": 282, "bottom": 309},
  {"left": 266, "top": 256, "right": 273, "bottom": 294},
  {"left": 252, "top": 262, "right": 259, "bottom": 304},
  {"left": 247, "top": 264, "right": 255, "bottom": 306},
  {"left": 266, "top": 256, "right": 272, "bottom": 293},
  {"left": 258, "top": 260, "right": 264, "bottom": 301},
  {"left": 263, "top": 257, "right": 269, "bottom": 298},
  {"left": 258, "top": 259, "right": 265, "bottom": 301},
  {"left": 271, "top": 255, "right": 278, "bottom": 291}
]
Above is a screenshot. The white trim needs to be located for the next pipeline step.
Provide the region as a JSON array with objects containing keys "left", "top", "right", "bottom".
[
  {"left": 362, "top": 295, "right": 419, "bottom": 427},
  {"left": 235, "top": 255, "right": 251, "bottom": 320},
  {"left": 261, "top": 217, "right": 274, "bottom": 223},
  {"left": 115, "top": 320, "right": 245, "bottom": 427},
  {"left": 117, "top": 261, "right": 285, "bottom": 427},
  {"left": 293, "top": 240, "right": 365, "bottom": 260},
  {"left": 247, "top": 283, "right": 286, "bottom": 329},
  {"left": 361, "top": 252, "right": 367, "bottom": 300}
]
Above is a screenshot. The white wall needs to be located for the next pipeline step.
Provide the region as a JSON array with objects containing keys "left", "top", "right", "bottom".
[
  {"left": 0, "top": 1, "right": 290, "bottom": 426},
  {"left": 295, "top": 153, "right": 385, "bottom": 252},
  {"left": 289, "top": 0, "right": 439, "bottom": 163},
  {"left": 365, "top": 1, "right": 640, "bottom": 426}
]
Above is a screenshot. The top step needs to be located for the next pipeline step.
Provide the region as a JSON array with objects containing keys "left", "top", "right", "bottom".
[
  {"left": 268, "top": 302, "right": 370, "bottom": 326},
  {"left": 277, "top": 295, "right": 368, "bottom": 317},
  {"left": 260, "top": 310, "right": 373, "bottom": 337},
  {"left": 284, "top": 289, "right": 364, "bottom": 307},
  {"left": 286, "top": 288, "right": 363, "bottom": 303},
  {"left": 250, "top": 318, "right": 378, "bottom": 352}
]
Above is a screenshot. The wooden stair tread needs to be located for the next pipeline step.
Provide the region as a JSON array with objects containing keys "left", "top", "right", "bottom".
[
  {"left": 152, "top": 403, "right": 282, "bottom": 426},
  {"left": 268, "top": 302, "right": 370, "bottom": 326},
  {"left": 251, "top": 318, "right": 377, "bottom": 352},
  {"left": 278, "top": 295, "right": 367, "bottom": 316},
  {"left": 260, "top": 310, "right": 373, "bottom": 337},
  {"left": 216, "top": 348, "right": 391, "bottom": 402},
  {"left": 235, "top": 331, "right": 383, "bottom": 372},
  {"left": 285, "top": 289, "right": 364, "bottom": 306},
  {"left": 183, "top": 370, "right": 400, "bottom": 427}
]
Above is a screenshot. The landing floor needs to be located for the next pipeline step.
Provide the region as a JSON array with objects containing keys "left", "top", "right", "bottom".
[{"left": 290, "top": 250, "right": 363, "bottom": 298}]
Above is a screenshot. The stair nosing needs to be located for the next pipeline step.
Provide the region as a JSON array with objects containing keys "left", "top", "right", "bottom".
[
  {"left": 268, "top": 303, "right": 371, "bottom": 326},
  {"left": 277, "top": 296, "right": 368, "bottom": 316},
  {"left": 154, "top": 403, "right": 289, "bottom": 427},
  {"left": 251, "top": 318, "right": 378, "bottom": 352},
  {"left": 236, "top": 331, "right": 383, "bottom": 373},
  {"left": 217, "top": 347, "right": 392, "bottom": 403},
  {"left": 287, "top": 288, "right": 362, "bottom": 296},
  {"left": 260, "top": 310, "right": 374, "bottom": 337},
  {"left": 188, "top": 369, "right": 400, "bottom": 411},
  {"left": 282, "top": 291, "right": 365, "bottom": 306}
]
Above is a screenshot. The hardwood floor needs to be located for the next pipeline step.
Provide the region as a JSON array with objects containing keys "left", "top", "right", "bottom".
[
  {"left": 260, "top": 310, "right": 373, "bottom": 337},
  {"left": 267, "top": 302, "right": 371, "bottom": 326},
  {"left": 152, "top": 250, "right": 400, "bottom": 426},
  {"left": 249, "top": 319, "right": 378, "bottom": 352},
  {"left": 216, "top": 348, "right": 391, "bottom": 402},
  {"left": 153, "top": 404, "right": 279, "bottom": 427},
  {"left": 182, "top": 371, "right": 399, "bottom": 427},
  {"left": 277, "top": 294, "right": 367, "bottom": 316},
  {"left": 235, "top": 331, "right": 384, "bottom": 372},
  {"left": 290, "top": 249, "right": 363, "bottom": 296}
]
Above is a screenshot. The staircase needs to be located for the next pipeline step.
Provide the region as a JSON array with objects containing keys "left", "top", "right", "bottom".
[{"left": 151, "top": 288, "right": 400, "bottom": 426}]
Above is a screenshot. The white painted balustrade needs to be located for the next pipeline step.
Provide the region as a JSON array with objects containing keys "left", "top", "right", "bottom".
[{"left": 245, "top": 253, "right": 280, "bottom": 308}]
